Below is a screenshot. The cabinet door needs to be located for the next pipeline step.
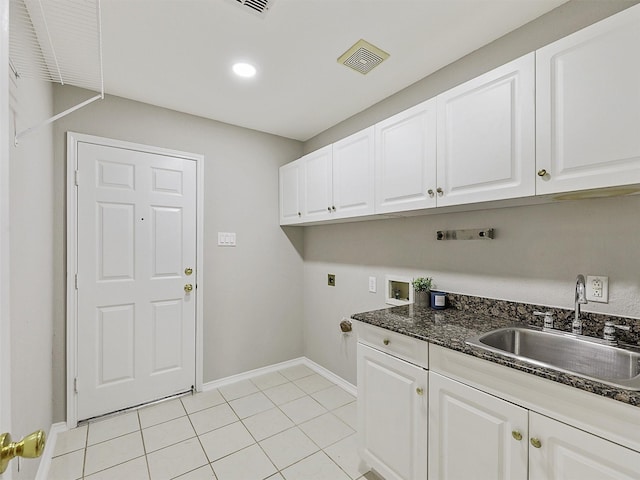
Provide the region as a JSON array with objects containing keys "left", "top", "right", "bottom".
[
  {"left": 375, "top": 99, "right": 437, "bottom": 214},
  {"left": 332, "top": 126, "right": 375, "bottom": 219},
  {"left": 357, "top": 343, "right": 428, "bottom": 480},
  {"left": 536, "top": 4, "right": 640, "bottom": 195},
  {"left": 301, "top": 145, "right": 333, "bottom": 221},
  {"left": 279, "top": 159, "right": 303, "bottom": 225},
  {"left": 436, "top": 53, "right": 535, "bottom": 206},
  {"left": 429, "top": 372, "right": 528, "bottom": 480},
  {"left": 529, "top": 411, "right": 640, "bottom": 480}
]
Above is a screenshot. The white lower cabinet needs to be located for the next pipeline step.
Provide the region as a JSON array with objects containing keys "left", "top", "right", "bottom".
[
  {"left": 429, "top": 371, "right": 640, "bottom": 480},
  {"left": 429, "top": 372, "right": 528, "bottom": 480},
  {"left": 529, "top": 412, "right": 640, "bottom": 480},
  {"left": 357, "top": 342, "right": 428, "bottom": 480}
]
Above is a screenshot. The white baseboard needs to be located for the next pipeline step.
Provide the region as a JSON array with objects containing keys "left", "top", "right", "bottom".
[
  {"left": 201, "top": 356, "right": 357, "bottom": 396},
  {"left": 201, "top": 357, "right": 307, "bottom": 391},
  {"left": 35, "top": 422, "right": 68, "bottom": 480},
  {"left": 302, "top": 358, "right": 357, "bottom": 396}
]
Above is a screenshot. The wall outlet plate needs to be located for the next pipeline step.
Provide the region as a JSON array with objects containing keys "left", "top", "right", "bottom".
[{"left": 586, "top": 275, "right": 608, "bottom": 303}]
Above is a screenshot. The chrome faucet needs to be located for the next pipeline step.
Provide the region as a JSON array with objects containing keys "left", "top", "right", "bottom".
[{"left": 573, "top": 274, "right": 588, "bottom": 335}]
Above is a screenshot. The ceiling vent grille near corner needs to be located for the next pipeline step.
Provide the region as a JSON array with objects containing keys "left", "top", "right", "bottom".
[
  {"left": 234, "top": 0, "right": 275, "bottom": 18},
  {"left": 338, "top": 39, "right": 390, "bottom": 75}
]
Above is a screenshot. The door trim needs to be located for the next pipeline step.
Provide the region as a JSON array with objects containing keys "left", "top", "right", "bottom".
[
  {"left": 1, "top": 0, "right": 13, "bottom": 463},
  {"left": 66, "top": 132, "right": 205, "bottom": 427}
]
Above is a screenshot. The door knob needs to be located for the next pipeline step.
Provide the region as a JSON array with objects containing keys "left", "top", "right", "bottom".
[
  {"left": 184, "top": 267, "right": 193, "bottom": 276},
  {"left": 0, "top": 430, "right": 46, "bottom": 473},
  {"left": 184, "top": 284, "right": 193, "bottom": 293}
]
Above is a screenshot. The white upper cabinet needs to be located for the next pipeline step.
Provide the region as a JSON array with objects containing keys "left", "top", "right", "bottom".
[
  {"left": 332, "top": 126, "right": 375, "bottom": 219},
  {"left": 279, "top": 159, "right": 303, "bottom": 225},
  {"left": 375, "top": 99, "right": 437, "bottom": 214},
  {"left": 301, "top": 145, "right": 333, "bottom": 222},
  {"left": 536, "top": 4, "right": 640, "bottom": 195},
  {"left": 436, "top": 53, "right": 535, "bottom": 206}
]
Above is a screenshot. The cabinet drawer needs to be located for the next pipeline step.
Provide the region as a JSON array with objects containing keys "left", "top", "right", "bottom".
[{"left": 357, "top": 322, "right": 428, "bottom": 368}]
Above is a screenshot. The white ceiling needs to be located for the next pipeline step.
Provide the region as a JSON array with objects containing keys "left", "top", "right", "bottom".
[{"left": 100, "top": 0, "right": 568, "bottom": 141}]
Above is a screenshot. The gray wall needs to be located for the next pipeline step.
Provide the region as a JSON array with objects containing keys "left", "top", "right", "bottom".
[
  {"left": 10, "top": 75, "right": 55, "bottom": 479},
  {"left": 52, "top": 86, "right": 304, "bottom": 421},
  {"left": 301, "top": 0, "right": 640, "bottom": 385}
]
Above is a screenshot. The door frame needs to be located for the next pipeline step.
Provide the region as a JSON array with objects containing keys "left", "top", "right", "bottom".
[
  {"left": 66, "top": 132, "right": 205, "bottom": 427},
  {"left": 1, "top": 0, "right": 13, "bottom": 468}
]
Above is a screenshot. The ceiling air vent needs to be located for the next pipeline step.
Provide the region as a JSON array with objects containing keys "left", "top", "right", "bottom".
[
  {"left": 232, "top": 0, "right": 275, "bottom": 18},
  {"left": 338, "top": 39, "right": 390, "bottom": 75}
]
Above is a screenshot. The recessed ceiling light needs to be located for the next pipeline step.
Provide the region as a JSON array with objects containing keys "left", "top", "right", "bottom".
[{"left": 232, "top": 62, "right": 257, "bottom": 78}]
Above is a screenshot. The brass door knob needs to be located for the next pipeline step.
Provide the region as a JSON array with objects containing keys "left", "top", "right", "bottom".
[
  {"left": 512, "top": 430, "right": 522, "bottom": 441},
  {"left": 416, "top": 387, "right": 424, "bottom": 396},
  {"left": 0, "top": 430, "right": 46, "bottom": 474},
  {"left": 530, "top": 437, "right": 542, "bottom": 449},
  {"left": 184, "top": 267, "right": 193, "bottom": 276},
  {"left": 383, "top": 339, "right": 390, "bottom": 345},
  {"left": 537, "top": 169, "right": 547, "bottom": 177},
  {"left": 184, "top": 284, "right": 193, "bottom": 293}
]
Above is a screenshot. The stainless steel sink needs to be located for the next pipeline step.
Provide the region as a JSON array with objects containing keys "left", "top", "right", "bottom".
[{"left": 466, "top": 326, "right": 640, "bottom": 390}]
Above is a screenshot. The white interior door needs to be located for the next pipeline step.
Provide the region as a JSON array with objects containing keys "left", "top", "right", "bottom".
[{"left": 76, "top": 141, "right": 197, "bottom": 421}]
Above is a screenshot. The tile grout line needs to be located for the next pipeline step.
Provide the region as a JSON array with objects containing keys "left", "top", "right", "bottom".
[{"left": 68, "top": 365, "right": 358, "bottom": 480}]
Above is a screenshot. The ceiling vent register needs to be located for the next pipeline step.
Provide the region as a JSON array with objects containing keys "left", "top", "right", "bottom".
[
  {"left": 233, "top": 0, "right": 275, "bottom": 18},
  {"left": 338, "top": 39, "right": 390, "bottom": 75}
]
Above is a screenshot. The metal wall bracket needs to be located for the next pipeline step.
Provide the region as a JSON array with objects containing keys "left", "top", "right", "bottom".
[{"left": 436, "top": 228, "right": 495, "bottom": 240}]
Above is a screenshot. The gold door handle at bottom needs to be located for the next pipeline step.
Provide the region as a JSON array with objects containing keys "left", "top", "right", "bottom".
[
  {"left": 184, "top": 284, "right": 193, "bottom": 293},
  {"left": 0, "top": 430, "right": 46, "bottom": 474},
  {"left": 530, "top": 437, "right": 542, "bottom": 448}
]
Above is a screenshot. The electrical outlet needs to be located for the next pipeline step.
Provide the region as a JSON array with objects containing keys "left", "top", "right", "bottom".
[
  {"left": 328, "top": 274, "right": 336, "bottom": 287},
  {"left": 586, "top": 275, "right": 609, "bottom": 303},
  {"left": 369, "top": 276, "right": 377, "bottom": 293}
]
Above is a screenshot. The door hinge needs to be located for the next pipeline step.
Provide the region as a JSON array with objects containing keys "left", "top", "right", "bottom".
[
  {"left": 74, "top": 170, "right": 79, "bottom": 186},
  {"left": 74, "top": 377, "right": 78, "bottom": 394},
  {"left": 74, "top": 274, "right": 78, "bottom": 290}
]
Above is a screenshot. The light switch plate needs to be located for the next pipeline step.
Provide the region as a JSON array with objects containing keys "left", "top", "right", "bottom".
[
  {"left": 217, "top": 232, "right": 237, "bottom": 246},
  {"left": 586, "top": 275, "right": 608, "bottom": 303},
  {"left": 368, "top": 276, "right": 377, "bottom": 293}
]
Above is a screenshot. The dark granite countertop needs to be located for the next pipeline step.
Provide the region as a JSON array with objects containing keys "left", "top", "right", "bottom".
[{"left": 351, "top": 293, "right": 640, "bottom": 408}]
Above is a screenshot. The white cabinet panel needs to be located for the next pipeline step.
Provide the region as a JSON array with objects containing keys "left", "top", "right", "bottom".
[
  {"left": 436, "top": 53, "right": 535, "bottom": 206},
  {"left": 332, "top": 126, "right": 375, "bottom": 219},
  {"left": 536, "top": 4, "right": 640, "bottom": 194},
  {"left": 529, "top": 412, "right": 640, "bottom": 480},
  {"left": 375, "top": 99, "right": 437, "bottom": 214},
  {"left": 357, "top": 343, "right": 428, "bottom": 480},
  {"left": 279, "top": 159, "right": 303, "bottom": 224},
  {"left": 429, "top": 372, "right": 528, "bottom": 480},
  {"left": 302, "top": 145, "right": 333, "bottom": 221}
]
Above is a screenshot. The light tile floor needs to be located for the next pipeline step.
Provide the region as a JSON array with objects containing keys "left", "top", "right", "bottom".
[{"left": 49, "top": 365, "right": 380, "bottom": 480}]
